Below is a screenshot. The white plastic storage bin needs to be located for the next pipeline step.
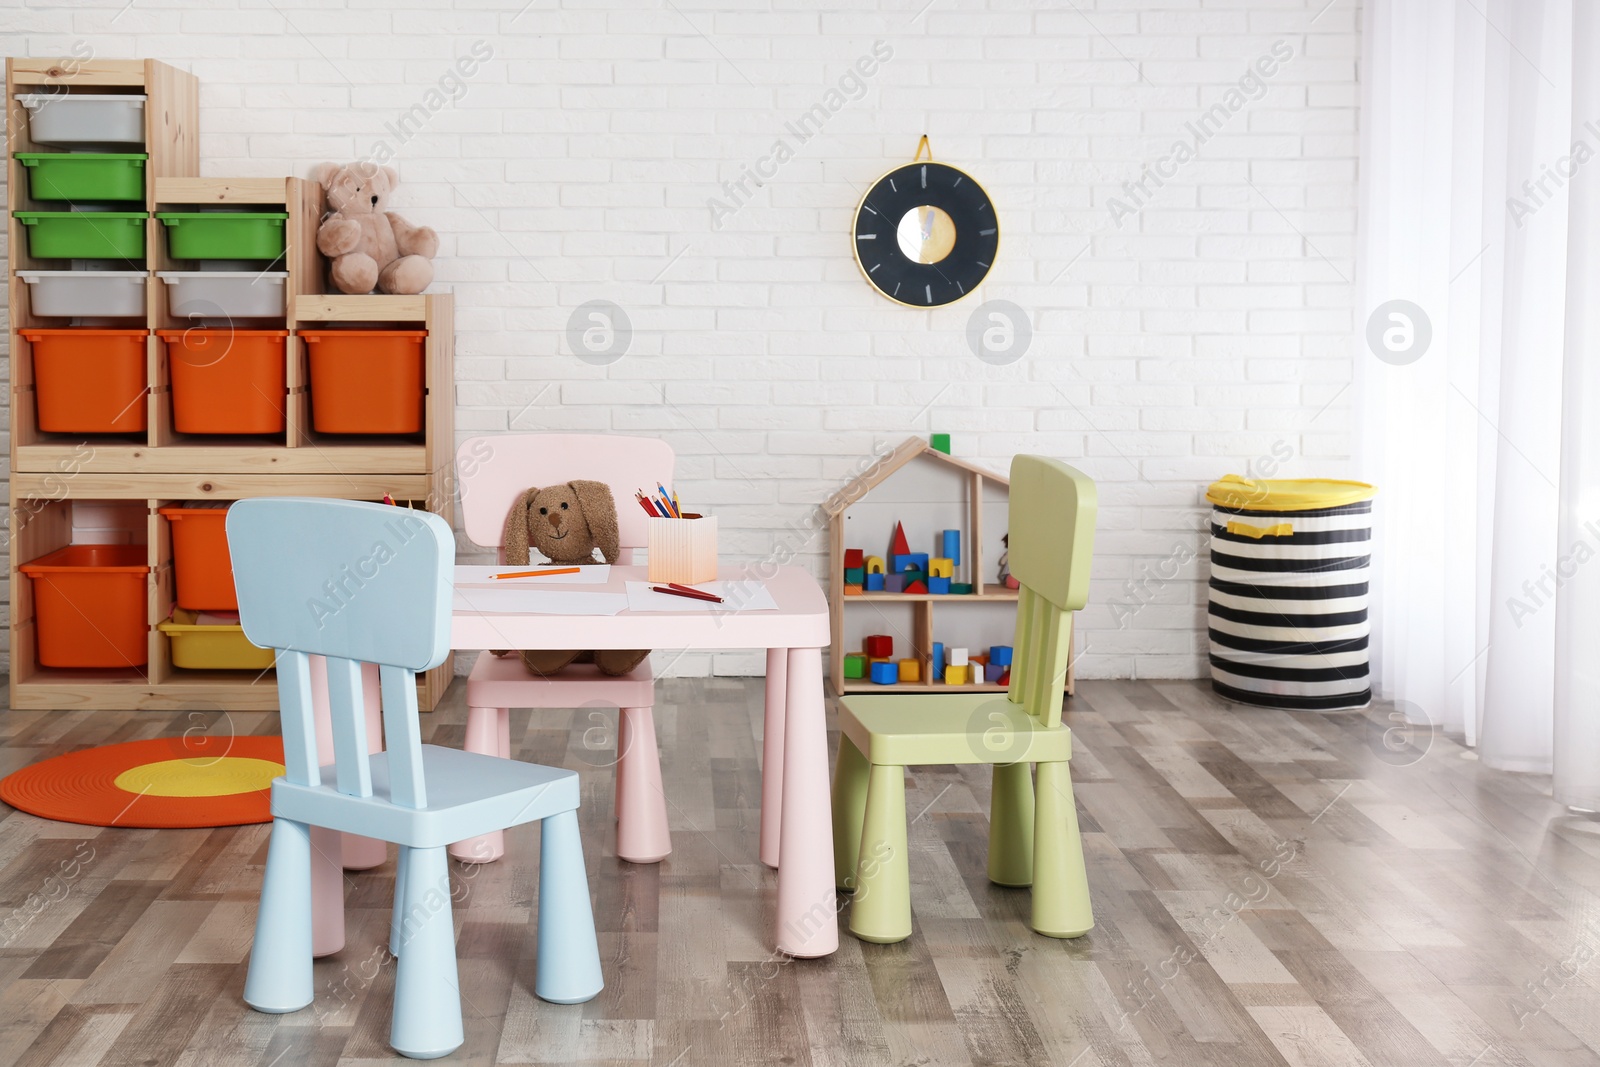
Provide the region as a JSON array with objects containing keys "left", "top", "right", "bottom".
[
  {"left": 14, "top": 94, "right": 146, "bottom": 148},
  {"left": 157, "top": 272, "right": 288, "bottom": 319},
  {"left": 17, "top": 270, "right": 147, "bottom": 318}
]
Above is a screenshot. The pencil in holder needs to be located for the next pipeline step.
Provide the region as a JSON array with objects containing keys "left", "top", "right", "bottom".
[{"left": 648, "top": 516, "right": 718, "bottom": 584}]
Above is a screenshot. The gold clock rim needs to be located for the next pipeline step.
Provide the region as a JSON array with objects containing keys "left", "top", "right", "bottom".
[{"left": 850, "top": 158, "right": 999, "bottom": 309}]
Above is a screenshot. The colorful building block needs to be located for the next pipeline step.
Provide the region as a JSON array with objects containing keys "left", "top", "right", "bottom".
[
  {"left": 893, "top": 553, "right": 929, "bottom": 573},
  {"left": 864, "top": 634, "right": 893, "bottom": 658},
  {"left": 843, "top": 584, "right": 863, "bottom": 596},
  {"left": 999, "top": 668, "right": 1011, "bottom": 686},
  {"left": 930, "top": 433, "right": 951, "bottom": 454},
  {"left": 864, "top": 555, "right": 886, "bottom": 574},
  {"left": 883, "top": 573, "right": 905, "bottom": 593},
  {"left": 890, "top": 522, "right": 910, "bottom": 557},
  {"left": 843, "top": 653, "right": 867, "bottom": 679},
  {"left": 928, "top": 557, "right": 953, "bottom": 579},
  {"left": 944, "top": 664, "right": 969, "bottom": 685},
  {"left": 870, "top": 661, "right": 899, "bottom": 685},
  {"left": 950, "top": 647, "right": 969, "bottom": 667},
  {"left": 989, "top": 645, "right": 1013, "bottom": 667},
  {"left": 903, "top": 579, "right": 928, "bottom": 594},
  {"left": 950, "top": 582, "right": 973, "bottom": 595},
  {"left": 927, "top": 576, "right": 950, "bottom": 595},
  {"left": 1004, "top": 574, "right": 1020, "bottom": 590},
  {"left": 941, "top": 529, "right": 961, "bottom": 566},
  {"left": 897, "top": 658, "right": 920, "bottom": 682},
  {"left": 901, "top": 570, "right": 926, "bottom": 587},
  {"left": 844, "top": 548, "right": 864, "bottom": 570},
  {"left": 865, "top": 572, "right": 885, "bottom": 591},
  {"left": 931, "top": 642, "right": 945, "bottom": 680},
  {"left": 985, "top": 662, "right": 1006, "bottom": 683},
  {"left": 844, "top": 566, "right": 865, "bottom": 585}
]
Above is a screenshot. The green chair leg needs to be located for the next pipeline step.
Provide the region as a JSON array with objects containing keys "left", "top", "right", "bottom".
[
  {"left": 849, "top": 762, "right": 911, "bottom": 944},
  {"left": 1031, "top": 760, "right": 1093, "bottom": 938},
  {"left": 987, "top": 760, "right": 1035, "bottom": 887},
  {"left": 831, "top": 736, "right": 870, "bottom": 890}
]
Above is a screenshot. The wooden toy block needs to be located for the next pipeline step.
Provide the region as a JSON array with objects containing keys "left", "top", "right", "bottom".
[
  {"left": 943, "top": 664, "right": 968, "bottom": 685},
  {"left": 901, "top": 569, "right": 926, "bottom": 587},
  {"left": 931, "top": 642, "right": 945, "bottom": 679},
  {"left": 843, "top": 584, "right": 863, "bottom": 596},
  {"left": 890, "top": 522, "right": 911, "bottom": 556},
  {"left": 985, "top": 662, "right": 1005, "bottom": 683},
  {"left": 903, "top": 579, "right": 928, "bottom": 594},
  {"left": 870, "top": 657, "right": 892, "bottom": 665},
  {"left": 844, "top": 548, "right": 864, "bottom": 570},
  {"left": 1004, "top": 575, "right": 1020, "bottom": 590},
  {"left": 883, "top": 573, "right": 905, "bottom": 593},
  {"left": 893, "top": 553, "right": 929, "bottom": 573},
  {"left": 865, "top": 572, "right": 885, "bottom": 591},
  {"left": 897, "top": 658, "right": 920, "bottom": 682},
  {"left": 864, "top": 634, "right": 893, "bottom": 658},
  {"left": 930, "top": 433, "right": 951, "bottom": 454},
  {"left": 989, "top": 644, "right": 1013, "bottom": 666},
  {"left": 971, "top": 653, "right": 987, "bottom": 668},
  {"left": 927, "top": 576, "right": 950, "bottom": 595},
  {"left": 950, "top": 582, "right": 973, "bottom": 595},
  {"left": 950, "top": 647, "right": 969, "bottom": 667},
  {"left": 928, "top": 557, "right": 953, "bottom": 578},
  {"left": 844, "top": 566, "right": 865, "bottom": 584},
  {"left": 941, "top": 529, "right": 961, "bottom": 565},
  {"left": 870, "top": 661, "right": 899, "bottom": 685},
  {"left": 864, "top": 555, "right": 886, "bottom": 574},
  {"left": 999, "top": 668, "right": 1010, "bottom": 686},
  {"left": 843, "top": 653, "right": 867, "bottom": 679}
]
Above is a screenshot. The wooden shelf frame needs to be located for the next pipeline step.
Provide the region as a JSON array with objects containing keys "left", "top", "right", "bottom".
[{"left": 823, "top": 437, "right": 1074, "bottom": 698}]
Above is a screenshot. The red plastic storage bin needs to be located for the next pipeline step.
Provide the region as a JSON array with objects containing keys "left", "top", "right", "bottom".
[
  {"left": 21, "top": 329, "right": 148, "bottom": 433},
  {"left": 302, "top": 330, "right": 426, "bottom": 434},
  {"left": 156, "top": 329, "right": 288, "bottom": 434},
  {"left": 20, "top": 545, "right": 150, "bottom": 668},
  {"left": 158, "top": 504, "right": 236, "bottom": 610}
]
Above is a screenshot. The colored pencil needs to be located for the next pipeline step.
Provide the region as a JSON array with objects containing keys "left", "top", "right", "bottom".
[
  {"left": 651, "top": 584, "right": 722, "bottom": 603},
  {"left": 635, "top": 492, "right": 659, "bottom": 516},
  {"left": 493, "top": 567, "right": 582, "bottom": 580},
  {"left": 668, "top": 582, "right": 723, "bottom": 603}
]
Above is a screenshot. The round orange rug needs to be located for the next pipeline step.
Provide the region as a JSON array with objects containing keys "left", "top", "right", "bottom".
[{"left": 0, "top": 735, "right": 285, "bottom": 828}]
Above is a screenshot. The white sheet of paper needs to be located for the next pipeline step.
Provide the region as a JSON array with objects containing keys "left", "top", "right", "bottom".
[
  {"left": 452, "top": 587, "right": 628, "bottom": 616},
  {"left": 455, "top": 564, "right": 611, "bottom": 585},
  {"left": 624, "top": 580, "right": 780, "bottom": 613}
]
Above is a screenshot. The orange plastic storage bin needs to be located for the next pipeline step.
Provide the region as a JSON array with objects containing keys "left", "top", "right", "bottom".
[
  {"left": 302, "top": 330, "right": 426, "bottom": 434},
  {"left": 158, "top": 505, "right": 237, "bottom": 610},
  {"left": 156, "top": 329, "right": 288, "bottom": 434},
  {"left": 20, "top": 545, "right": 150, "bottom": 668},
  {"left": 22, "top": 329, "right": 147, "bottom": 433}
]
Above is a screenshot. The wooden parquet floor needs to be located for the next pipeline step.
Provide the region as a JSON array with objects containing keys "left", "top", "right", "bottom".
[{"left": 1, "top": 676, "right": 1598, "bottom": 1066}]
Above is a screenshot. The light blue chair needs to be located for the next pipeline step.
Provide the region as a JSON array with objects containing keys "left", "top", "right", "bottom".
[{"left": 231, "top": 498, "right": 603, "bottom": 1060}]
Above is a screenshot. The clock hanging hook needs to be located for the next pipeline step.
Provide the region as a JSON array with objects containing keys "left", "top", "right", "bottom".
[{"left": 913, "top": 135, "right": 933, "bottom": 162}]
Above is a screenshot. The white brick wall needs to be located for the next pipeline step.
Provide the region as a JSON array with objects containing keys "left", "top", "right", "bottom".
[{"left": 1, "top": 0, "right": 1360, "bottom": 680}]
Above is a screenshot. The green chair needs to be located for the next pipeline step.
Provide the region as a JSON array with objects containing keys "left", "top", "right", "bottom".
[{"left": 831, "top": 454, "right": 1095, "bottom": 943}]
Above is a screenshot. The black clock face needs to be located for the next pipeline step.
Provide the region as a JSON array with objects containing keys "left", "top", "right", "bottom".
[{"left": 852, "top": 161, "right": 998, "bottom": 307}]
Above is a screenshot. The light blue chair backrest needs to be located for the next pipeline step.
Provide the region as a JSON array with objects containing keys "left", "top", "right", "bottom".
[{"left": 227, "top": 498, "right": 456, "bottom": 811}]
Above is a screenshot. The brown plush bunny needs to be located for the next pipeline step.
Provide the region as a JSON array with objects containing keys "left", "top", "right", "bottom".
[{"left": 501, "top": 480, "right": 651, "bottom": 678}]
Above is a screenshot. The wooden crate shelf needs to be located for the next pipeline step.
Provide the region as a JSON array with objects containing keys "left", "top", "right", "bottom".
[{"left": 6, "top": 58, "right": 455, "bottom": 712}]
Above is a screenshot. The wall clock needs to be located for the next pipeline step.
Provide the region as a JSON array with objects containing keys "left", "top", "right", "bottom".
[{"left": 852, "top": 137, "right": 998, "bottom": 308}]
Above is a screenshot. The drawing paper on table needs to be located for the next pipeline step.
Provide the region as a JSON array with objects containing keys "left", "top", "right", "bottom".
[
  {"left": 455, "top": 564, "right": 611, "bottom": 585},
  {"left": 625, "top": 581, "right": 780, "bottom": 613},
  {"left": 453, "top": 587, "right": 628, "bottom": 616}
]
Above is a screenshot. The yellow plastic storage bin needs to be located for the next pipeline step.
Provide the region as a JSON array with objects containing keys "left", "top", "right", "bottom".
[{"left": 157, "top": 609, "right": 274, "bottom": 670}]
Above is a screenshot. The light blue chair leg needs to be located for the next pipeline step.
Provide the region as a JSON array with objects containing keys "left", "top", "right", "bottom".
[
  {"left": 389, "top": 844, "right": 411, "bottom": 958},
  {"left": 244, "top": 818, "right": 314, "bottom": 1014},
  {"left": 534, "top": 809, "right": 604, "bottom": 1004},
  {"left": 390, "top": 846, "right": 464, "bottom": 1059}
]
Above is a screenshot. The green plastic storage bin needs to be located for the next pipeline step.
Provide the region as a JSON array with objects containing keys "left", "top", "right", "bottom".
[
  {"left": 156, "top": 212, "right": 288, "bottom": 261},
  {"left": 15, "top": 211, "right": 146, "bottom": 260},
  {"left": 17, "top": 153, "right": 147, "bottom": 201}
]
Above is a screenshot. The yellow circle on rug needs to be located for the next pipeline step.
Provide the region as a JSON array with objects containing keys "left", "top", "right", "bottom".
[{"left": 114, "top": 757, "right": 285, "bottom": 798}]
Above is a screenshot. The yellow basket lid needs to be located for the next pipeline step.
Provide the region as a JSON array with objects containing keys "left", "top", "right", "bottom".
[{"left": 1205, "top": 474, "right": 1376, "bottom": 511}]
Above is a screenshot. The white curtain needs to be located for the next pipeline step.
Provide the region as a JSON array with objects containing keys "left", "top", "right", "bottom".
[{"left": 1358, "top": 0, "right": 1600, "bottom": 807}]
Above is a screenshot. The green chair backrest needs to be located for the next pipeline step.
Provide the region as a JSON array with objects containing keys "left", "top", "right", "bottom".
[{"left": 1004, "top": 455, "right": 1097, "bottom": 728}]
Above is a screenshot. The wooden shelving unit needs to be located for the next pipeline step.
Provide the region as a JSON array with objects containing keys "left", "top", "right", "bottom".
[
  {"left": 823, "top": 437, "right": 1073, "bottom": 697},
  {"left": 6, "top": 58, "right": 454, "bottom": 711}
]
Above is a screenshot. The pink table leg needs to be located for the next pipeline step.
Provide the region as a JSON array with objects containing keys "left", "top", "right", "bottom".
[
  {"left": 760, "top": 648, "right": 787, "bottom": 869},
  {"left": 775, "top": 646, "right": 838, "bottom": 957},
  {"left": 310, "top": 824, "right": 345, "bottom": 957}
]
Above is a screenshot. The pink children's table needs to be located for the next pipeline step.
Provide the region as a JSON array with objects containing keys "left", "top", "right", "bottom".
[{"left": 450, "top": 562, "right": 838, "bottom": 959}]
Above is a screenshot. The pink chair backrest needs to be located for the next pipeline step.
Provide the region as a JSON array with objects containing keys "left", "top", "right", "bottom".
[{"left": 456, "top": 434, "right": 677, "bottom": 560}]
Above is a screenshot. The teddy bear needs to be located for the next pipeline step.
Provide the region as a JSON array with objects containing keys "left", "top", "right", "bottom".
[
  {"left": 499, "top": 480, "right": 652, "bottom": 678},
  {"left": 313, "top": 161, "right": 438, "bottom": 295}
]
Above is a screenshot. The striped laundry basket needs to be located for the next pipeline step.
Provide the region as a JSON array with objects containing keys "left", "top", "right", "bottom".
[{"left": 1205, "top": 475, "right": 1377, "bottom": 711}]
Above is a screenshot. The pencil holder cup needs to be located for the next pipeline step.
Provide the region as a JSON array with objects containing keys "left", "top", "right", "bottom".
[{"left": 648, "top": 516, "right": 718, "bottom": 584}]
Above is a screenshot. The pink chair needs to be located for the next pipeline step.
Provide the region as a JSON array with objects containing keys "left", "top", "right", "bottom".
[{"left": 451, "top": 433, "right": 676, "bottom": 865}]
